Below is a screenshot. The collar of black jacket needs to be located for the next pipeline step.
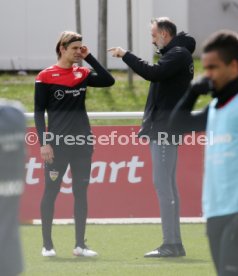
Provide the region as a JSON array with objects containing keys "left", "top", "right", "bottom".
[
  {"left": 158, "top": 31, "right": 196, "bottom": 56},
  {"left": 212, "top": 77, "right": 238, "bottom": 108}
]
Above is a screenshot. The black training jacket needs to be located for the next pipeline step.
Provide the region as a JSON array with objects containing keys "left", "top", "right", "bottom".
[{"left": 122, "top": 32, "right": 196, "bottom": 140}]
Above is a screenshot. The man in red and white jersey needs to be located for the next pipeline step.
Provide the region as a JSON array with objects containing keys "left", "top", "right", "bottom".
[{"left": 34, "top": 31, "right": 115, "bottom": 257}]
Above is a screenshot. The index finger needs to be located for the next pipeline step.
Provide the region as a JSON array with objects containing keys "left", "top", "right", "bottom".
[{"left": 107, "top": 47, "right": 117, "bottom": 52}]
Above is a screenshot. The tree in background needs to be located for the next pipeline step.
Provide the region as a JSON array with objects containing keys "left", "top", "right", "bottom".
[
  {"left": 79, "top": 0, "right": 133, "bottom": 87},
  {"left": 98, "top": 0, "right": 108, "bottom": 68},
  {"left": 75, "top": 0, "right": 82, "bottom": 66},
  {"left": 127, "top": 0, "right": 133, "bottom": 88}
]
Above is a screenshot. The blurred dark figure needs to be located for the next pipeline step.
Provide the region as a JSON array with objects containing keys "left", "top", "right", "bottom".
[{"left": 0, "top": 100, "right": 26, "bottom": 276}]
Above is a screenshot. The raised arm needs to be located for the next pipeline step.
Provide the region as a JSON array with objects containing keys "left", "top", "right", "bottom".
[
  {"left": 122, "top": 50, "right": 187, "bottom": 82},
  {"left": 169, "top": 77, "right": 213, "bottom": 134},
  {"left": 84, "top": 54, "right": 115, "bottom": 87},
  {"left": 108, "top": 46, "right": 188, "bottom": 82}
]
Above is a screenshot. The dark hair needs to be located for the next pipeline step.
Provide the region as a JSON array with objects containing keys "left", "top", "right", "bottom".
[
  {"left": 203, "top": 30, "right": 238, "bottom": 64},
  {"left": 152, "top": 17, "right": 177, "bottom": 37},
  {"left": 55, "top": 31, "right": 82, "bottom": 59}
]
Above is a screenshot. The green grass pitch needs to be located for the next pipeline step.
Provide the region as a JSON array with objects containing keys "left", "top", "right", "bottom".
[{"left": 21, "top": 224, "right": 215, "bottom": 276}]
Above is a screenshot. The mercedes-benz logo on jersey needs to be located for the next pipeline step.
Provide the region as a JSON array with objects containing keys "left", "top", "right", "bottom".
[{"left": 54, "top": 90, "right": 65, "bottom": 100}]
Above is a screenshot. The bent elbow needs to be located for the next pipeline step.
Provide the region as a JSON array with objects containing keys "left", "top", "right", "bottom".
[{"left": 105, "top": 76, "right": 115, "bottom": 87}]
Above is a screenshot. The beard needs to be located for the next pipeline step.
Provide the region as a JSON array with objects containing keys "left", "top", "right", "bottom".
[{"left": 156, "top": 38, "right": 165, "bottom": 50}]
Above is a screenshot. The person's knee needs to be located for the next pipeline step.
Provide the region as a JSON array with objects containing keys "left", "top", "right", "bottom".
[
  {"left": 43, "top": 184, "right": 61, "bottom": 200},
  {"left": 72, "top": 182, "right": 88, "bottom": 198},
  {"left": 154, "top": 183, "right": 176, "bottom": 201}
]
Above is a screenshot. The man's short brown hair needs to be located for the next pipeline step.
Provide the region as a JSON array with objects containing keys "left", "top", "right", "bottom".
[{"left": 56, "top": 31, "right": 82, "bottom": 59}]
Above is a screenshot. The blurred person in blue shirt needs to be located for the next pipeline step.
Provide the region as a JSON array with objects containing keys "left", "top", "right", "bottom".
[{"left": 169, "top": 30, "right": 238, "bottom": 276}]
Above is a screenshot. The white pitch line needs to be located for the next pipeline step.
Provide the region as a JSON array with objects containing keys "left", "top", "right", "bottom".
[{"left": 31, "top": 217, "right": 206, "bottom": 225}]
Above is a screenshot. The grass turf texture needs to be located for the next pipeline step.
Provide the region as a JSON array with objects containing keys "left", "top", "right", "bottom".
[{"left": 21, "top": 224, "right": 215, "bottom": 276}]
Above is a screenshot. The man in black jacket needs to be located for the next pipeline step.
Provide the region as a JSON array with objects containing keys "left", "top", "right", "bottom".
[{"left": 109, "top": 17, "right": 195, "bottom": 257}]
